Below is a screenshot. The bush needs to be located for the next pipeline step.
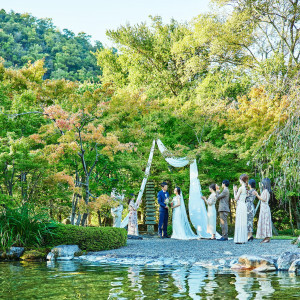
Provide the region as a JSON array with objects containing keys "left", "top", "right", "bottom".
[
  {"left": 0, "top": 205, "right": 54, "bottom": 252},
  {"left": 167, "top": 225, "right": 172, "bottom": 236},
  {"left": 43, "top": 224, "right": 127, "bottom": 251}
]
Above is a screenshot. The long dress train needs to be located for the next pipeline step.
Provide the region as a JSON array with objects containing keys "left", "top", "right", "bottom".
[{"left": 171, "top": 195, "right": 198, "bottom": 240}]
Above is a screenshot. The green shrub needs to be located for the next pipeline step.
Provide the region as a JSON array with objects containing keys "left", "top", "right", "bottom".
[
  {"left": 0, "top": 205, "right": 54, "bottom": 251},
  {"left": 43, "top": 224, "right": 127, "bottom": 251},
  {"left": 167, "top": 225, "right": 172, "bottom": 236}
]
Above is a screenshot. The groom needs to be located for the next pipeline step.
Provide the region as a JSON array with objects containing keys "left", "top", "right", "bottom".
[{"left": 157, "top": 182, "right": 170, "bottom": 238}]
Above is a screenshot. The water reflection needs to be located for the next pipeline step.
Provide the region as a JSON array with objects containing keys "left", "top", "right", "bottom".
[{"left": 0, "top": 261, "right": 299, "bottom": 299}]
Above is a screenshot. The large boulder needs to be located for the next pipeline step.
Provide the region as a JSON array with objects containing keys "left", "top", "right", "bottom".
[
  {"left": 231, "top": 255, "right": 277, "bottom": 272},
  {"left": 47, "top": 245, "right": 81, "bottom": 261},
  {"left": 277, "top": 252, "right": 300, "bottom": 270},
  {"left": 289, "top": 259, "right": 300, "bottom": 275},
  {"left": 0, "top": 247, "right": 25, "bottom": 260}
]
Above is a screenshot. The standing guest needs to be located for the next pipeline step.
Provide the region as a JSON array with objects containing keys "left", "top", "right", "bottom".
[
  {"left": 216, "top": 180, "right": 230, "bottom": 241},
  {"left": 233, "top": 174, "right": 248, "bottom": 244},
  {"left": 128, "top": 194, "right": 138, "bottom": 236},
  {"left": 246, "top": 179, "right": 257, "bottom": 242},
  {"left": 254, "top": 178, "right": 273, "bottom": 243},
  {"left": 202, "top": 184, "right": 217, "bottom": 239},
  {"left": 157, "top": 182, "right": 170, "bottom": 238}
]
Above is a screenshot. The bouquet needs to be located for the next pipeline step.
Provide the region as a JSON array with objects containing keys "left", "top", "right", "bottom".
[{"left": 165, "top": 197, "right": 173, "bottom": 208}]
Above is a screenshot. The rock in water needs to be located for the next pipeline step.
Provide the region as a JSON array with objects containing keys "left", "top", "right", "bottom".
[
  {"left": 231, "top": 255, "right": 276, "bottom": 272},
  {"left": 0, "top": 247, "right": 25, "bottom": 260},
  {"left": 47, "top": 245, "right": 81, "bottom": 261},
  {"left": 289, "top": 259, "right": 300, "bottom": 275},
  {"left": 277, "top": 252, "right": 300, "bottom": 270},
  {"left": 46, "top": 252, "right": 55, "bottom": 261}
]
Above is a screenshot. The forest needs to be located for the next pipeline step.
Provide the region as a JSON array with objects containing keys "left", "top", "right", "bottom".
[
  {"left": 0, "top": 0, "right": 299, "bottom": 240},
  {"left": 0, "top": 9, "right": 102, "bottom": 81}
]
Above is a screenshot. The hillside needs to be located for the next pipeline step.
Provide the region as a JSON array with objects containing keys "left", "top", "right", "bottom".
[{"left": 0, "top": 9, "right": 102, "bottom": 81}]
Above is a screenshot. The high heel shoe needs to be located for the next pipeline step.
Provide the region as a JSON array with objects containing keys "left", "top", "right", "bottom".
[{"left": 248, "top": 236, "right": 254, "bottom": 242}]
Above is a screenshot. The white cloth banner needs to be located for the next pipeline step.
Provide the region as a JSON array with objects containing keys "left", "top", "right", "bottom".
[
  {"left": 120, "top": 140, "right": 156, "bottom": 228},
  {"left": 188, "top": 160, "right": 211, "bottom": 238}
]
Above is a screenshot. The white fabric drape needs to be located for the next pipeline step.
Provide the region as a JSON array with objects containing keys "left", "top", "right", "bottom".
[
  {"left": 188, "top": 160, "right": 211, "bottom": 238},
  {"left": 156, "top": 139, "right": 189, "bottom": 168},
  {"left": 120, "top": 140, "right": 156, "bottom": 228}
]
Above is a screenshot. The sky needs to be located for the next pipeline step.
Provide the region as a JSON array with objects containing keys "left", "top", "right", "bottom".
[{"left": 1, "top": 0, "right": 211, "bottom": 46}]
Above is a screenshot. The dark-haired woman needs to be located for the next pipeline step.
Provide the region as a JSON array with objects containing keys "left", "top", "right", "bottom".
[
  {"left": 246, "top": 179, "right": 257, "bottom": 241},
  {"left": 202, "top": 184, "right": 217, "bottom": 239},
  {"left": 254, "top": 178, "right": 272, "bottom": 243},
  {"left": 233, "top": 174, "right": 248, "bottom": 244}
]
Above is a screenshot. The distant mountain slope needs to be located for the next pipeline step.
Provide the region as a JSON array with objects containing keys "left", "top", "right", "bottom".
[{"left": 0, "top": 9, "right": 103, "bottom": 81}]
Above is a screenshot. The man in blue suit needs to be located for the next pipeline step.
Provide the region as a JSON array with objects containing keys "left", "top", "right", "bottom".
[{"left": 157, "top": 182, "right": 170, "bottom": 238}]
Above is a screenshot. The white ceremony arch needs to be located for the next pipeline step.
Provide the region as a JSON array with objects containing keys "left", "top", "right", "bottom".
[{"left": 120, "top": 139, "right": 215, "bottom": 239}]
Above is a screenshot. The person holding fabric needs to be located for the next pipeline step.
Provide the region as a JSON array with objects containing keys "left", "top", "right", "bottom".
[
  {"left": 157, "top": 182, "right": 170, "bottom": 238},
  {"left": 128, "top": 194, "right": 139, "bottom": 236},
  {"left": 216, "top": 180, "right": 230, "bottom": 241},
  {"left": 254, "top": 178, "right": 273, "bottom": 243},
  {"left": 171, "top": 187, "right": 198, "bottom": 240},
  {"left": 202, "top": 184, "right": 217, "bottom": 239}
]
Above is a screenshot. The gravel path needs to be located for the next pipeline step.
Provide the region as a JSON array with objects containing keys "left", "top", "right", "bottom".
[{"left": 89, "top": 237, "right": 299, "bottom": 262}]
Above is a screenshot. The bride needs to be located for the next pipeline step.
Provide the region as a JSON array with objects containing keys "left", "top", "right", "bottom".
[{"left": 171, "top": 187, "right": 198, "bottom": 240}]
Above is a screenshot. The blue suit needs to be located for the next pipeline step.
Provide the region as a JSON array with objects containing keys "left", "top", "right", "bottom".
[{"left": 157, "top": 190, "right": 169, "bottom": 237}]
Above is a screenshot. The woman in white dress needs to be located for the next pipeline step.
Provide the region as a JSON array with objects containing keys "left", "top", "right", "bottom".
[
  {"left": 254, "top": 178, "right": 272, "bottom": 243},
  {"left": 171, "top": 187, "right": 198, "bottom": 240},
  {"left": 233, "top": 174, "right": 248, "bottom": 244},
  {"left": 201, "top": 184, "right": 217, "bottom": 239}
]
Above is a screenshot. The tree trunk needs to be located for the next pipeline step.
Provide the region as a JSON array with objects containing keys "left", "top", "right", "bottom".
[
  {"left": 71, "top": 193, "right": 80, "bottom": 225},
  {"left": 97, "top": 210, "right": 101, "bottom": 226},
  {"left": 80, "top": 213, "right": 88, "bottom": 226},
  {"left": 291, "top": 196, "right": 300, "bottom": 230},
  {"left": 288, "top": 198, "right": 295, "bottom": 235},
  {"left": 76, "top": 213, "right": 81, "bottom": 226}
]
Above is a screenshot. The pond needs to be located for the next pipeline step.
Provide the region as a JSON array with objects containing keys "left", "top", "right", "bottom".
[{"left": 0, "top": 261, "right": 299, "bottom": 299}]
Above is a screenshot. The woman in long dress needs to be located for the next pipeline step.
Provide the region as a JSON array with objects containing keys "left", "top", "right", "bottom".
[
  {"left": 202, "top": 184, "right": 217, "bottom": 239},
  {"left": 128, "top": 195, "right": 138, "bottom": 236},
  {"left": 233, "top": 174, "right": 248, "bottom": 244},
  {"left": 254, "top": 178, "right": 272, "bottom": 243},
  {"left": 171, "top": 187, "right": 198, "bottom": 240},
  {"left": 246, "top": 179, "right": 256, "bottom": 241}
]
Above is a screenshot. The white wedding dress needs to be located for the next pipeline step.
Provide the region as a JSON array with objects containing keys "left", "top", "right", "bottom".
[
  {"left": 171, "top": 194, "right": 198, "bottom": 240},
  {"left": 234, "top": 185, "right": 248, "bottom": 243}
]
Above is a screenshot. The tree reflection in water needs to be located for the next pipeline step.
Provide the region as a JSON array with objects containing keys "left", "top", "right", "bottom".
[{"left": 0, "top": 261, "right": 299, "bottom": 299}]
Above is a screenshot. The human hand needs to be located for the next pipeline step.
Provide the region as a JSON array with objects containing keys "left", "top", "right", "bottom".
[
  {"left": 216, "top": 185, "right": 220, "bottom": 191},
  {"left": 233, "top": 185, "right": 238, "bottom": 192}
]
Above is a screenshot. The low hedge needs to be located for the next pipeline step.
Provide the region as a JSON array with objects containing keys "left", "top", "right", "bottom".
[{"left": 43, "top": 224, "right": 127, "bottom": 251}]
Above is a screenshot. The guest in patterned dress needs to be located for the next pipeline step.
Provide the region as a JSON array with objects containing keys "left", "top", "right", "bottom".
[
  {"left": 254, "top": 178, "right": 273, "bottom": 243},
  {"left": 246, "top": 179, "right": 256, "bottom": 242},
  {"left": 128, "top": 194, "right": 139, "bottom": 236}
]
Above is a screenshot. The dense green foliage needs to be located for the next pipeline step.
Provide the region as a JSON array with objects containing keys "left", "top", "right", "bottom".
[
  {"left": 44, "top": 224, "right": 127, "bottom": 251},
  {"left": 0, "top": 205, "right": 53, "bottom": 252},
  {"left": 0, "top": 0, "right": 299, "bottom": 237},
  {"left": 0, "top": 9, "right": 102, "bottom": 81}
]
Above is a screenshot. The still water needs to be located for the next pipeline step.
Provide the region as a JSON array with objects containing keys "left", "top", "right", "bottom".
[{"left": 0, "top": 261, "right": 299, "bottom": 299}]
